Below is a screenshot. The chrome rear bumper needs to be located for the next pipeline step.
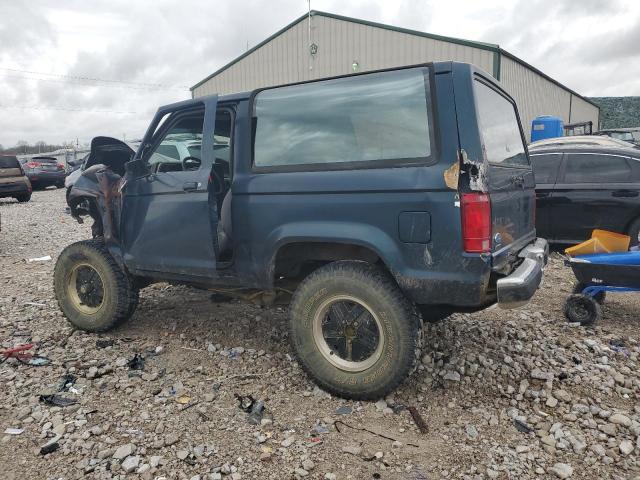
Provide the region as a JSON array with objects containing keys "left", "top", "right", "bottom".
[{"left": 497, "top": 238, "right": 548, "bottom": 309}]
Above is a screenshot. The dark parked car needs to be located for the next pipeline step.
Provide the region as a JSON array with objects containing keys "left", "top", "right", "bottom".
[
  {"left": 21, "top": 156, "right": 66, "bottom": 189},
  {"left": 57, "top": 62, "right": 547, "bottom": 399},
  {"left": 530, "top": 138, "right": 640, "bottom": 244},
  {"left": 0, "top": 155, "right": 32, "bottom": 202}
]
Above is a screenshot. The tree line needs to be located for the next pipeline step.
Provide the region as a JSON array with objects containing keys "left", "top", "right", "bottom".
[{"left": 0, "top": 141, "right": 74, "bottom": 155}]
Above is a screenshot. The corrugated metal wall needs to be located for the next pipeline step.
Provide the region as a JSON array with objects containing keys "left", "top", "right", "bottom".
[
  {"left": 500, "top": 56, "right": 599, "bottom": 139},
  {"left": 192, "top": 15, "right": 494, "bottom": 97},
  {"left": 192, "top": 13, "right": 599, "bottom": 141}
]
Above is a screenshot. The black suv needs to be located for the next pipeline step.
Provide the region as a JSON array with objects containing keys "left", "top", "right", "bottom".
[
  {"left": 56, "top": 62, "right": 547, "bottom": 399},
  {"left": 530, "top": 136, "right": 640, "bottom": 244}
]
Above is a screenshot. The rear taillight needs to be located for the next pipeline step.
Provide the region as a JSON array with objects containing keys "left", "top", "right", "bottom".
[
  {"left": 57, "top": 163, "right": 64, "bottom": 170},
  {"left": 461, "top": 192, "right": 491, "bottom": 253},
  {"left": 25, "top": 162, "right": 41, "bottom": 169}
]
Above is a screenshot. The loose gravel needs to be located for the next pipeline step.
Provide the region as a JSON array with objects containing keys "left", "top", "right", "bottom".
[{"left": 0, "top": 189, "right": 639, "bottom": 479}]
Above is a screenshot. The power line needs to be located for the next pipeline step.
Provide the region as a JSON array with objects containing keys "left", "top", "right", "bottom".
[
  {"left": 0, "top": 105, "right": 138, "bottom": 114},
  {"left": 0, "top": 73, "right": 188, "bottom": 92},
  {"left": 0, "top": 73, "right": 187, "bottom": 92},
  {"left": 0, "top": 67, "right": 189, "bottom": 90}
]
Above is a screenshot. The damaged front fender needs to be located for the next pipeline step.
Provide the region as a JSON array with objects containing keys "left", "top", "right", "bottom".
[{"left": 68, "top": 164, "right": 125, "bottom": 259}]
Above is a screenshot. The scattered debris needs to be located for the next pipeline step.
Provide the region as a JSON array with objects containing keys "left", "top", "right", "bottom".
[
  {"left": 26, "top": 255, "right": 52, "bottom": 263},
  {"left": 127, "top": 353, "right": 145, "bottom": 370},
  {"left": 0, "top": 343, "right": 50, "bottom": 366},
  {"left": 40, "top": 437, "right": 61, "bottom": 455},
  {"left": 335, "top": 406, "right": 352, "bottom": 415},
  {"left": 4, "top": 427, "right": 24, "bottom": 435},
  {"left": 175, "top": 395, "right": 191, "bottom": 405},
  {"left": 39, "top": 394, "right": 78, "bottom": 407},
  {"left": 407, "top": 406, "right": 428, "bottom": 434},
  {"left": 56, "top": 373, "right": 77, "bottom": 392},
  {"left": 513, "top": 419, "right": 534, "bottom": 434},
  {"left": 247, "top": 399, "right": 265, "bottom": 425}
]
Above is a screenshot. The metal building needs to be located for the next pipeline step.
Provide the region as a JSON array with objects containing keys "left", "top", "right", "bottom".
[{"left": 191, "top": 11, "right": 599, "bottom": 139}]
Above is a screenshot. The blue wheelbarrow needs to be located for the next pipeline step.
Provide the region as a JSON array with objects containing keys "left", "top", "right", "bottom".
[{"left": 565, "top": 251, "right": 640, "bottom": 325}]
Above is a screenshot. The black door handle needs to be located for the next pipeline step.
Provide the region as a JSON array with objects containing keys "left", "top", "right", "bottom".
[
  {"left": 612, "top": 190, "right": 639, "bottom": 198},
  {"left": 183, "top": 181, "right": 199, "bottom": 192}
]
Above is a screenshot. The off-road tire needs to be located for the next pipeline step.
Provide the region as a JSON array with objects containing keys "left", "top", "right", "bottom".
[
  {"left": 15, "top": 193, "right": 31, "bottom": 203},
  {"left": 289, "top": 261, "right": 422, "bottom": 400},
  {"left": 564, "top": 294, "right": 601, "bottom": 326},
  {"left": 54, "top": 239, "right": 138, "bottom": 332},
  {"left": 573, "top": 282, "right": 605, "bottom": 304}
]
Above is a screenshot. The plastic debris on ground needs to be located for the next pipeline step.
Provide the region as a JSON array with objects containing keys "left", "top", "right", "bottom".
[
  {"left": 4, "top": 427, "right": 24, "bottom": 435},
  {"left": 40, "top": 394, "right": 78, "bottom": 407},
  {"left": 513, "top": 419, "right": 534, "bottom": 434},
  {"left": 127, "top": 353, "right": 145, "bottom": 370},
  {"left": 335, "top": 405, "right": 352, "bottom": 415},
  {"left": 1, "top": 343, "right": 51, "bottom": 366},
  {"left": 26, "top": 255, "right": 52, "bottom": 263}
]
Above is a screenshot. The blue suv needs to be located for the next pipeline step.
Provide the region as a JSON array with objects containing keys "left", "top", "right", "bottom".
[{"left": 55, "top": 62, "right": 547, "bottom": 399}]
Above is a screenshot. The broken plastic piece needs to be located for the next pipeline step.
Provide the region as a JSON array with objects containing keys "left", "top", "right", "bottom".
[
  {"left": 26, "top": 255, "right": 52, "bottom": 263},
  {"left": 57, "top": 373, "right": 77, "bottom": 392},
  {"left": 335, "top": 406, "right": 352, "bottom": 415},
  {"left": 513, "top": 419, "right": 533, "bottom": 434},
  {"left": 247, "top": 400, "right": 265, "bottom": 425},
  {"left": 39, "top": 394, "right": 78, "bottom": 407},
  {"left": 127, "top": 354, "right": 145, "bottom": 370},
  {"left": 4, "top": 427, "right": 24, "bottom": 435},
  {"left": 40, "top": 440, "right": 60, "bottom": 455}
]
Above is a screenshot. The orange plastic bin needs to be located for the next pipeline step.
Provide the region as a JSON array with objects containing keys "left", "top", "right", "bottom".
[{"left": 565, "top": 229, "right": 630, "bottom": 256}]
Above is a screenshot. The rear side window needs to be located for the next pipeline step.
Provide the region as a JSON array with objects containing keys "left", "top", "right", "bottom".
[
  {"left": 475, "top": 81, "right": 528, "bottom": 167},
  {"left": 530, "top": 153, "right": 562, "bottom": 184},
  {"left": 0, "top": 156, "right": 20, "bottom": 169},
  {"left": 563, "top": 153, "right": 632, "bottom": 183},
  {"left": 253, "top": 68, "right": 433, "bottom": 169}
]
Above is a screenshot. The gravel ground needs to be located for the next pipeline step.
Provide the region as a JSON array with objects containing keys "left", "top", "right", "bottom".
[{"left": 0, "top": 188, "right": 639, "bottom": 480}]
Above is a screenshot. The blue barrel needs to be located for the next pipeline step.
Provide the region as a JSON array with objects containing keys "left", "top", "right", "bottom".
[{"left": 531, "top": 116, "right": 564, "bottom": 142}]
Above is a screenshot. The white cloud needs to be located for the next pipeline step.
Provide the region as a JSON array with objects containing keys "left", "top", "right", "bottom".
[{"left": 0, "top": 0, "right": 638, "bottom": 146}]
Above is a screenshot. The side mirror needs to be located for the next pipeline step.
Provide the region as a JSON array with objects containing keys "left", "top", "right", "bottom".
[{"left": 125, "top": 158, "right": 149, "bottom": 178}]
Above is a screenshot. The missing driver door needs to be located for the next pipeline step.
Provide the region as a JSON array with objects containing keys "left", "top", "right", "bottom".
[{"left": 121, "top": 97, "right": 219, "bottom": 278}]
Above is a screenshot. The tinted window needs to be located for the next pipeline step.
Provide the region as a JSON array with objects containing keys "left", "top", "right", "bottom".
[
  {"left": 0, "top": 156, "right": 20, "bottom": 169},
  {"left": 253, "top": 68, "right": 432, "bottom": 168},
  {"left": 564, "top": 154, "right": 632, "bottom": 183},
  {"left": 475, "top": 81, "right": 528, "bottom": 167},
  {"left": 530, "top": 153, "right": 562, "bottom": 184},
  {"left": 156, "top": 145, "right": 180, "bottom": 160}
]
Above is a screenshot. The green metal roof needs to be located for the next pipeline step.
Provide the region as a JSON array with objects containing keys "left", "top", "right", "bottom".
[{"left": 190, "top": 10, "right": 598, "bottom": 110}]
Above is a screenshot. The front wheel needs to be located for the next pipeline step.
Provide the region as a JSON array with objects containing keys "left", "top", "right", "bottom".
[
  {"left": 15, "top": 193, "right": 31, "bottom": 203},
  {"left": 54, "top": 239, "right": 139, "bottom": 332},
  {"left": 289, "top": 261, "right": 422, "bottom": 400},
  {"left": 564, "top": 294, "right": 601, "bottom": 326}
]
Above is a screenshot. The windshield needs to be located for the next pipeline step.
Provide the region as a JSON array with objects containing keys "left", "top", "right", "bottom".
[{"left": 609, "top": 132, "right": 635, "bottom": 141}]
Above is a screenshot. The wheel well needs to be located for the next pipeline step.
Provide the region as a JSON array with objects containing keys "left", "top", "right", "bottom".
[{"left": 273, "top": 242, "right": 381, "bottom": 279}]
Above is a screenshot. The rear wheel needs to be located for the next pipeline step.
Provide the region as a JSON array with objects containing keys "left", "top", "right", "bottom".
[
  {"left": 289, "top": 261, "right": 422, "bottom": 400},
  {"left": 564, "top": 294, "right": 601, "bottom": 326},
  {"left": 15, "top": 193, "right": 31, "bottom": 203},
  {"left": 54, "top": 239, "right": 138, "bottom": 332}
]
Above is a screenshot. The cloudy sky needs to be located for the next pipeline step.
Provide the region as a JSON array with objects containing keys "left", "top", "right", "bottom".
[{"left": 1, "top": 0, "right": 638, "bottom": 147}]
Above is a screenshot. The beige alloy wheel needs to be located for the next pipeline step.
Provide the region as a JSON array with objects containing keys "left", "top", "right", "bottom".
[{"left": 312, "top": 295, "right": 385, "bottom": 373}]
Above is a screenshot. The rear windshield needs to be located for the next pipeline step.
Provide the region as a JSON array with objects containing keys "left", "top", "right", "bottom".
[
  {"left": 475, "top": 80, "right": 529, "bottom": 167},
  {"left": 0, "top": 156, "right": 20, "bottom": 169}
]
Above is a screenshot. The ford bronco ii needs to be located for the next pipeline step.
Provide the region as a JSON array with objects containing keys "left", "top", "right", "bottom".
[{"left": 55, "top": 62, "right": 547, "bottom": 399}]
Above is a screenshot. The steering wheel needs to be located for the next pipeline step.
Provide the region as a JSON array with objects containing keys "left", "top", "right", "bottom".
[{"left": 182, "top": 156, "right": 201, "bottom": 171}]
